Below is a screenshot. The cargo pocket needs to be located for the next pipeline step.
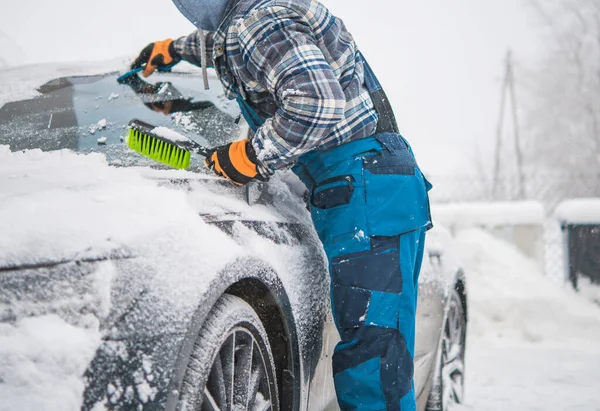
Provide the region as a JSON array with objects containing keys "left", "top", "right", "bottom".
[
  {"left": 364, "top": 148, "right": 431, "bottom": 237},
  {"left": 310, "top": 175, "right": 370, "bottom": 259},
  {"left": 330, "top": 237, "right": 402, "bottom": 330},
  {"left": 331, "top": 283, "right": 371, "bottom": 329},
  {"left": 312, "top": 176, "right": 355, "bottom": 209}
]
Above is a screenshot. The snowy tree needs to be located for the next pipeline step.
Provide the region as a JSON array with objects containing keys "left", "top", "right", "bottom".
[{"left": 526, "top": 0, "right": 600, "bottom": 176}]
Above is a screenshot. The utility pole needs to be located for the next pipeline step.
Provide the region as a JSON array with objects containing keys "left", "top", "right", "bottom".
[{"left": 492, "top": 51, "right": 526, "bottom": 200}]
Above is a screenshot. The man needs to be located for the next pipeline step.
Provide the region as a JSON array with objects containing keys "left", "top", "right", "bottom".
[{"left": 132, "top": 0, "right": 432, "bottom": 409}]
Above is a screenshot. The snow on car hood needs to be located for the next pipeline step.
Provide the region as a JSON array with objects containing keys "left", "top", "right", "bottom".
[
  {"left": 0, "top": 145, "right": 225, "bottom": 267},
  {"left": 0, "top": 145, "right": 246, "bottom": 409}
]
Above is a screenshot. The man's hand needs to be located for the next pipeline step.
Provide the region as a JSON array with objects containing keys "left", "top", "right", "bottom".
[
  {"left": 131, "top": 39, "right": 180, "bottom": 77},
  {"left": 205, "top": 140, "right": 260, "bottom": 186}
]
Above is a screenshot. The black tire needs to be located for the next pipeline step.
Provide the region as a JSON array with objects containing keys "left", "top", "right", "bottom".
[
  {"left": 178, "top": 294, "right": 280, "bottom": 411},
  {"left": 425, "top": 288, "right": 466, "bottom": 411}
]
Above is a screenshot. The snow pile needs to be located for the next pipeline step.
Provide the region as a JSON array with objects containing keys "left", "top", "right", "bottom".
[
  {"left": 151, "top": 126, "right": 192, "bottom": 143},
  {"left": 0, "top": 315, "right": 101, "bottom": 411},
  {"left": 0, "top": 146, "right": 246, "bottom": 409},
  {"left": 0, "top": 146, "right": 206, "bottom": 267},
  {"left": 453, "top": 228, "right": 600, "bottom": 410},
  {"left": 555, "top": 198, "right": 600, "bottom": 224},
  {"left": 0, "top": 60, "right": 124, "bottom": 108},
  {"left": 89, "top": 119, "right": 107, "bottom": 135},
  {"left": 578, "top": 276, "right": 600, "bottom": 307},
  {"left": 433, "top": 201, "right": 545, "bottom": 228},
  {"left": 0, "top": 143, "right": 320, "bottom": 410}
]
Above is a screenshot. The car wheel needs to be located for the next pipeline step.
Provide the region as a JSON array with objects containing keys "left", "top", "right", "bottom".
[
  {"left": 426, "top": 288, "right": 466, "bottom": 411},
  {"left": 178, "top": 294, "right": 280, "bottom": 411}
]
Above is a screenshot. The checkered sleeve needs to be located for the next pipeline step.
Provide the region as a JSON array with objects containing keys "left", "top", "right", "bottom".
[
  {"left": 236, "top": 8, "right": 347, "bottom": 176},
  {"left": 173, "top": 30, "right": 215, "bottom": 68}
]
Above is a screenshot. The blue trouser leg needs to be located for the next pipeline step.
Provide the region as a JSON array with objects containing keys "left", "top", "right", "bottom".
[
  {"left": 330, "top": 229, "right": 426, "bottom": 411},
  {"left": 292, "top": 133, "right": 432, "bottom": 411}
]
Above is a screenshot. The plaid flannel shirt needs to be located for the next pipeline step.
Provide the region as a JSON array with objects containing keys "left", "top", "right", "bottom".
[{"left": 174, "top": 0, "right": 378, "bottom": 176}]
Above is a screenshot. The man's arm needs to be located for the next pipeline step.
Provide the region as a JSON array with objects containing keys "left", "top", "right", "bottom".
[
  {"left": 236, "top": 9, "right": 347, "bottom": 176},
  {"left": 173, "top": 30, "right": 215, "bottom": 68}
]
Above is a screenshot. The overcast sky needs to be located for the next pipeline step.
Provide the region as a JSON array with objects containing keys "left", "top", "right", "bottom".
[
  {"left": 324, "top": 0, "right": 544, "bottom": 175},
  {"left": 0, "top": 0, "right": 545, "bottom": 175}
]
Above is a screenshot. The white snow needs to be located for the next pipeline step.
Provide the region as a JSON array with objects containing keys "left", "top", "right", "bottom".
[
  {"left": 89, "top": 119, "right": 108, "bottom": 135},
  {"left": 96, "top": 136, "right": 107, "bottom": 144},
  {"left": 452, "top": 228, "right": 600, "bottom": 410},
  {"left": 555, "top": 198, "right": 600, "bottom": 224},
  {"left": 578, "top": 276, "right": 600, "bottom": 307},
  {"left": 255, "top": 126, "right": 280, "bottom": 163},
  {"left": 0, "top": 315, "right": 101, "bottom": 411},
  {"left": 0, "top": 60, "right": 125, "bottom": 108},
  {"left": 434, "top": 201, "right": 545, "bottom": 228},
  {"left": 0, "top": 146, "right": 209, "bottom": 266},
  {"left": 134, "top": 369, "right": 157, "bottom": 404},
  {"left": 171, "top": 112, "right": 198, "bottom": 132},
  {"left": 353, "top": 230, "right": 366, "bottom": 241},
  {"left": 281, "top": 88, "right": 307, "bottom": 99},
  {"left": 0, "top": 145, "right": 245, "bottom": 408},
  {"left": 107, "top": 93, "right": 119, "bottom": 102},
  {"left": 151, "top": 126, "right": 191, "bottom": 143},
  {"left": 0, "top": 145, "right": 320, "bottom": 409}
]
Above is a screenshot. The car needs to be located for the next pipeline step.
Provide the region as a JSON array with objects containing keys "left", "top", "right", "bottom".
[{"left": 0, "top": 66, "right": 467, "bottom": 411}]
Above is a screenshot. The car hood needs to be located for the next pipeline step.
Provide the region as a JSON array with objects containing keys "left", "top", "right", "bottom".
[{"left": 0, "top": 140, "right": 308, "bottom": 314}]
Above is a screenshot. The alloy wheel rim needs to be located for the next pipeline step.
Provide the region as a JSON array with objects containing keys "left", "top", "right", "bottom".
[
  {"left": 441, "top": 295, "right": 465, "bottom": 410},
  {"left": 202, "top": 327, "right": 274, "bottom": 411}
]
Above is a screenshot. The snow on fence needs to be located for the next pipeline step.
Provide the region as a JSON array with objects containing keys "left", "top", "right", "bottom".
[
  {"left": 553, "top": 199, "right": 600, "bottom": 287},
  {"left": 428, "top": 171, "right": 600, "bottom": 282},
  {"left": 555, "top": 198, "right": 600, "bottom": 224},
  {"left": 433, "top": 201, "right": 546, "bottom": 268},
  {"left": 432, "top": 198, "right": 600, "bottom": 283},
  {"left": 543, "top": 199, "right": 600, "bottom": 284}
]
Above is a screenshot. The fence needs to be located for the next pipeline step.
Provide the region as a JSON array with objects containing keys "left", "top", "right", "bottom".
[{"left": 429, "top": 171, "right": 600, "bottom": 281}]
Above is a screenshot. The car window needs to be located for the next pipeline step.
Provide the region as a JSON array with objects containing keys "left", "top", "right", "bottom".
[{"left": 0, "top": 69, "right": 242, "bottom": 172}]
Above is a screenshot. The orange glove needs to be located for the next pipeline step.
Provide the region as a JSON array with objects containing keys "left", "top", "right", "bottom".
[
  {"left": 205, "top": 140, "right": 260, "bottom": 186},
  {"left": 131, "top": 39, "right": 180, "bottom": 77}
]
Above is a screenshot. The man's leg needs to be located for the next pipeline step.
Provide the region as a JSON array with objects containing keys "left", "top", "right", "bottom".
[
  {"left": 329, "top": 228, "right": 426, "bottom": 411},
  {"left": 292, "top": 133, "right": 431, "bottom": 410}
]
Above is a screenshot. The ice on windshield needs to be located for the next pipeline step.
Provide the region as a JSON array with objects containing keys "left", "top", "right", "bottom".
[{"left": 0, "top": 70, "right": 243, "bottom": 171}]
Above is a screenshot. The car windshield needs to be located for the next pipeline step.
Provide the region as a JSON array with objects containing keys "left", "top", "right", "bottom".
[{"left": 0, "top": 70, "right": 242, "bottom": 172}]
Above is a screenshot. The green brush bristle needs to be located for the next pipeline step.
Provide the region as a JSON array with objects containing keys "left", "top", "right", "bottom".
[{"left": 126, "top": 128, "right": 191, "bottom": 169}]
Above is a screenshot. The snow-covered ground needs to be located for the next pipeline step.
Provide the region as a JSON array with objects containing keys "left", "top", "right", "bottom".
[{"left": 452, "top": 228, "right": 600, "bottom": 411}]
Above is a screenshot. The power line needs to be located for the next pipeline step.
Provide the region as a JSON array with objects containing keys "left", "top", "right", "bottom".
[{"left": 493, "top": 50, "right": 526, "bottom": 200}]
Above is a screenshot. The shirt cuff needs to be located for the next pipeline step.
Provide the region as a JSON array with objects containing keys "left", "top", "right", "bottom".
[
  {"left": 172, "top": 36, "right": 188, "bottom": 58},
  {"left": 251, "top": 118, "right": 290, "bottom": 177}
]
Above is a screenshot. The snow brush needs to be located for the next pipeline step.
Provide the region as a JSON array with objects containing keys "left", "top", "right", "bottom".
[
  {"left": 126, "top": 119, "right": 211, "bottom": 169},
  {"left": 117, "top": 62, "right": 179, "bottom": 84}
]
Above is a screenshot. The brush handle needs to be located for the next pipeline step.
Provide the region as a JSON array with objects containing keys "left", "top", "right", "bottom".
[{"left": 117, "top": 62, "right": 179, "bottom": 84}]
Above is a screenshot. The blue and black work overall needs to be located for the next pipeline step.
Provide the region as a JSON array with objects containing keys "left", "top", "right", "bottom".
[{"left": 238, "top": 54, "right": 432, "bottom": 411}]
